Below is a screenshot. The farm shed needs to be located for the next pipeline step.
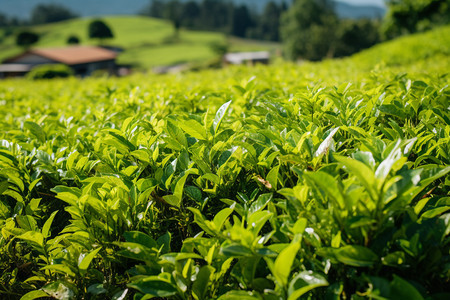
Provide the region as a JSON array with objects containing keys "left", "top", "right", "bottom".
[
  {"left": 224, "top": 51, "right": 270, "bottom": 65},
  {"left": 0, "top": 46, "right": 119, "bottom": 78}
]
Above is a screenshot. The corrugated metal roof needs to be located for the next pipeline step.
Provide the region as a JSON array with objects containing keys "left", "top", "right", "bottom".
[
  {"left": 11, "top": 46, "right": 118, "bottom": 65},
  {"left": 0, "top": 64, "right": 33, "bottom": 72},
  {"left": 224, "top": 51, "right": 270, "bottom": 64}
]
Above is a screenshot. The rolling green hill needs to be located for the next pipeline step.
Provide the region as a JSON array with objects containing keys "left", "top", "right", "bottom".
[
  {"left": 349, "top": 24, "right": 450, "bottom": 68},
  {"left": 313, "top": 24, "right": 450, "bottom": 81},
  {"left": 0, "top": 15, "right": 280, "bottom": 69}
]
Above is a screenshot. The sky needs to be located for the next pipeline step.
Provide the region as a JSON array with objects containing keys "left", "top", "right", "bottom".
[{"left": 339, "top": 0, "right": 386, "bottom": 7}]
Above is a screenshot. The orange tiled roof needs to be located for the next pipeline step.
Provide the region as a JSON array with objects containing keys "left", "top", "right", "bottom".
[{"left": 29, "top": 46, "right": 117, "bottom": 65}]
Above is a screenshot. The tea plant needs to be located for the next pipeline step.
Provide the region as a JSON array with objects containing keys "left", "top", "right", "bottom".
[{"left": 0, "top": 26, "right": 449, "bottom": 299}]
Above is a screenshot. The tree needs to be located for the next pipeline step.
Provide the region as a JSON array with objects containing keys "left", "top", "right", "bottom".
[
  {"left": 200, "top": 0, "right": 233, "bottom": 31},
  {"left": 180, "top": 1, "right": 201, "bottom": 28},
  {"left": 381, "top": 0, "right": 450, "bottom": 39},
  {"left": 0, "top": 12, "right": 9, "bottom": 27},
  {"left": 248, "top": 1, "right": 287, "bottom": 42},
  {"left": 334, "top": 19, "right": 380, "bottom": 57},
  {"left": 16, "top": 31, "right": 39, "bottom": 48},
  {"left": 140, "top": 0, "right": 165, "bottom": 18},
  {"left": 164, "top": 1, "right": 182, "bottom": 37},
  {"left": 31, "top": 4, "right": 78, "bottom": 24},
  {"left": 88, "top": 19, "right": 114, "bottom": 42},
  {"left": 281, "top": 0, "right": 338, "bottom": 61},
  {"left": 230, "top": 5, "right": 253, "bottom": 37},
  {"left": 67, "top": 35, "right": 80, "bottom": 45}
]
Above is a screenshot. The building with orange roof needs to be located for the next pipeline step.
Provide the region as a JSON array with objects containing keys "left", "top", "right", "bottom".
[{"left": 0, "top": 46, "right": 121, "bottom": 78}]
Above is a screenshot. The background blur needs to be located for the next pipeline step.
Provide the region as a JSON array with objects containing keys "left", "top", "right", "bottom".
[{"left": 0, "top": 0, "right": 448, "bottom": 76}]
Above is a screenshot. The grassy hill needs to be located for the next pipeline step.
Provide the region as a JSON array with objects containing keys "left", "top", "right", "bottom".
[
  {"left": 0, "top": 15, "right": 280, "bottom": 69},
  {"left": 307, "top": 24, "right": 450, "bottom": 82},
  {"left": 350, "top": 24, "right": 450, "bottom": 68}
]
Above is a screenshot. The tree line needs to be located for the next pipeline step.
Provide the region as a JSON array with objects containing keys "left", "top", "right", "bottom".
[
  {"left": 283, "top": 0, "right": 449, "bottom": 60},
  {"left": 140, "top": 0, "right": 381, "bottom": 59},
  {"left": 139, "top": 0, "right": 288, "bottom": 42},
  {"left": 140, "top": 0, "right": 450, "bottom": 60}
]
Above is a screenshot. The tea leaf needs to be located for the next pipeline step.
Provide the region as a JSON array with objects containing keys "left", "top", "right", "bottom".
[
  {"left": 213, "top": 100, "right": 232, "bottom": 135},
  {"left": 288, "top": 271, "right": 329, "bottom": 300},
  {"left": 335, "top": 245, "right": 378, "bottom": 267},
  {"left": 274, "top": 240, "right": 301, "bottom": 287}
]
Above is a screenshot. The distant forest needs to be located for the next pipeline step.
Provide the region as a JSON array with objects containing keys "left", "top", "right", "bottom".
[{"left": 140, "top": 0, "right": 287, "bottom": 41}]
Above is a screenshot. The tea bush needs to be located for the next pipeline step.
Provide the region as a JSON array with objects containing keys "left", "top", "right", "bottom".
[
  {"left": 0, "top": 26, "right": 449, "bottom": 299},
  {"left": 26, "top": 64, "right": 73, "bottom": 80}
]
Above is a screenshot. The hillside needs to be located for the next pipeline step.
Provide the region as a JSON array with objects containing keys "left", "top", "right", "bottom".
[
  {"left": 0, "top": 16, "right": 279, "bottom": 69},
  {"left": 348, "top": 24, "right": 450, "bottom": 69}
]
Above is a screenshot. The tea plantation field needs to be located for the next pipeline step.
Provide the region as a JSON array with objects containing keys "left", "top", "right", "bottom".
[{"left": 0, "top": 26, "right": 449, "bottom": 299}]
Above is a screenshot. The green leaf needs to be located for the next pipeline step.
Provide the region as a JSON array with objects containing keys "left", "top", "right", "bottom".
[
  {"left": 16, "top": 215, "right": 37, "bottom": 231},
  {"left": 378, "top": 104, "right": 406, "bottom": 118},
  {"left": 175, "top": 169, "right": 198, "bottom": 200},
  {"left": 136, "top": 178, "right": 157, "bottom": 192},
  {"left": 180, "top": 119, "right": 207, "bottom": 140},
  {"left": 163, "top": 169, "right": 198, "bottom": 207},
  {"left": 42, "top": 281, "right": 76, "bottom": 300},
  {"left": 419, "top": 207, "right": 450, "bottom": 221},
  {"left": 212, "top": 207, "right": 233, "bottom": 230},
  {"left": 304, "top": 171, "right": 345, "bottom": 209},
  {"left": 288, "top": 271, "right": 329, "bottom": 300},
  {"left": 292, "top": 218, "right": 307, "bottom": 235},
  {"left": 188, "top": 207, "right": 215, "bottom": 236},
  {"left": 128, "top": 277, "right": 177, "bottom": 297},
  {"left": 248, "top": 210, "right": 273, "bottom": 235},
  {"left": 331, "top": 231, "right": 341, "bottom": 248},
  {"left": 248, "top": 193, "right": 273, "bottom": 218},
  {"left": 163, "top": 195, "right": 181, "bottom": 207},
  {"left": 375, "top": 140, "right": 402, "bottom": 180},
  {"left": 274, "top": 240, "right": 301, "bottom": 287},
  {"left": 213, "top": 100, "right": 232, "bottom": 135},
  {"left": 157, "top": 232, "right": 171, "bottom": 254},
  {"left": 18, "top": 231, "right": 44, "bottom": 248},
  {"left": 20, "top": 290, "right": 49, "bottom": 300},
  {"left": 353, "top": 151, "right": 376, "bottom": 169},
  {"left": 221, "top": 243, "right": 253, "bottom": 257},
  {"left": 105, "top": 129, "right": 136, "bottom": 151},
  {"left": 315, "top": 127, "right": 339, "bottom": 157},
  {"left": 167, "top": 119, "right": 188, "bottom": 148},
  {"left": 334, "top": 155, "right": 377, "bottom": 202},
  {"left": 51, "top": 186, "right": 81, "bottom": 206},
  {"left": 112, "top": 289, "right": 129, "bottom": 300},
  {"left": 192, "top": 265, "right": 213, "bottom": 300},
  {"left": 87, "top": 283, "right": 107, "bottom": 295},
  {"left": 335, "top": 245, "right": 378, "bottom": 267},
  {"left": 390, "top": 275, "right": 424, "bottom": 300},
  {"left": 42, "top": 210, "right": 58, "bottom": 239},
  {"left": 266, "top": 165, "right": 280, "bottom": 190},
  {"left": 382, "top": 251, "right": 405, "bottom": 266},
  {"left": 202, "top": 173, "right": 220, "bottom": 185},
  {"left": 131, "top": 149, "right": 151, "bottom": 163},
  {"left": 78, "top": 247, "right": 102, "bottom": 272},
  {"left": 124, "top": 231, "right": 157, "bottom": 249},
  {"left": 41, "top": 265, "right": 76, "bottom": 277},
  {"left": 117, "top": 242, "right": 157, "bottom": 261},
  {"left": 217, "top": 291, "right": 260, "bottom": 299},
  {"left": 185, "top": 185, "right": 202, "bottom": 203},
  {"left": 24, "top": 121, "right": 45, "bottom": 143}
]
